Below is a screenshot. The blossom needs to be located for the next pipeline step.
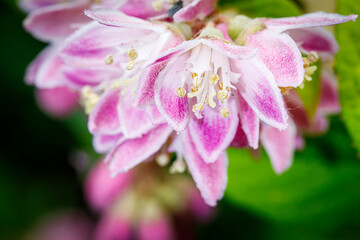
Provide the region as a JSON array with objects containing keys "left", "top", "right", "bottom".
[{"left": 85, "top": 161, "right": 213, "bottom": 239}]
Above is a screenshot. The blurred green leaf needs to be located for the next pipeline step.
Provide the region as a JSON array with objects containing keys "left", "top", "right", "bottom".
[
  {"left": 296, "top": 60, "right": 322, "bottom": 119},
  {"left": 336, "top": 1, "right": 360, "bottom": 154},
  {"left": 225, "top": 120, "right": 360, "bottom": 231},
  {"left": 219, "top": 0, "right": 302, "bottom": 18}
]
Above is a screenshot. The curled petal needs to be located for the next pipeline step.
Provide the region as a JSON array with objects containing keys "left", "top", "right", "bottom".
[
  {"left": 88, "top": 89, "right": 121, "bottom": 135},
  {"left": 173, "top": 0, "right": 216, "bottom": 22},
  {"left": 23, "top": 0, "right": 90, "bottom": 42},
  {"left": 106, "top": 124, "right": 172, "bottom": 175},
  {"left": 246, "top": 29, "right": 304, "bottom": 88},
  {"left": 262, "top": 12, "right": 358, "bottom": 33},
  {"left": 182, "top": 130, "right": 228, "bottom": 206},
  {"left": 93, "top": 133, "right": 124, "bottom": 154},
  {"left": 188, "top": 102, "right": 239, "bottom": 163},
  {"left": 261, "top": 121, "right": 296, "bottom": 174},
  {"left": 232, "top": 58, "right": 288, "bottom": 130},
  {"left": 287, "top": 27, "right": 339, "bottom": 53}
]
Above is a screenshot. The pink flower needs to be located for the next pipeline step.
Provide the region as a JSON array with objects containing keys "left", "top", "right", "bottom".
[
  {"left": 118, "top": 0, "right": 217, "bottom": 22},
  {"left": 85, "top": 160, "right": 213, "bottom": 239}
]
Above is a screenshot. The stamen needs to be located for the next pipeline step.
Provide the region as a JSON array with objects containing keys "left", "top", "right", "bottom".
[
  {"left": 81, "top": 86, "right": 100, "bottom": 115},
  {"left": 217, "top": 90, "right": 229, "bottom": 100},
  {"left": 210, "top": 73, "right": 219, "bottom": 85},
  {"left": 308, "top": 51, "right": 319, "bottom": 63},
  {"left": 303, "top": 57, "right": 310, "bottom": 68},
  {"left": 176, "top": 87, "right": 186, "bottom": 98},
  {"left": 125, "top": 49, "right": 138, "bottom": 71},
  {"left": 152, "top": 0, "right": 165, "bottom": 11},
  {"left": 156, "top": 153, "right": 170, "bottom": 167},
  {"left": 169, "top": 159, "right": 186, "bottom": 174},
  {"left": 219, "top": 82, "right": 223, "bottom": 90},
  {"left": 221, "top": 107, "right": 230, "bottom": 118},
  {"left": 104, "top": 54, "right": 114, "bottom": 65}
]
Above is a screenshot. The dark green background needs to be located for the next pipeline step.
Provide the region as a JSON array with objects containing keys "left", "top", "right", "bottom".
[{"left": 1, "top": 0, "right": 359, "bottom": 239}]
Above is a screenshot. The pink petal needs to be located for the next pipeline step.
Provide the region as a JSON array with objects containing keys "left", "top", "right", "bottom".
[
  {"left": 182, "top": 130, "right": 228, "bottom": 206},
  {"left": 216, "top": 23, "right": 233, "bottom": 42},
  {"left": 118, "top": 97, "right": 155, "bottom": 139},
  {"left": 23, "top": 0, "right": 90, "bottom": 42},
  {"left": 85, "top": 9, "right": 166, "bottom": 32},
  {"left": 118, "top": 0, "right": 167, "bottom": 19},
  {"left": 262, "top": 12, "right": 358, "bottom": 33},
  {"left": 230, "top": 121, "right": 249, "bottom": 148},
  {"left": 137, "top": 216, "right": 174, "bottom": 240},
  {"left": 173, "top": 0, "right": 216, "bottom": 22},
  {"left": 146, "top": 106, "right": 167, "bottom": 125},
  {"left": 35, "top": 86, "right": 79, "bottom": 118},
  {"left": 238, "top": 95, "right": 259, "bottom": 149},
  {"left": 85, "top": 162, "right": 133, "bottom": 211},
  {"left": 133, "top": 61, "right": 167, "bottom": 107},
  {"left": 318, "top": 69, "right": 340, "bottom": 114},
  {"left": 246, "top": 29, "right": 304, "bottom": 88},
  {"left": 232, "top": 58, "right": 289, "bottom": 130},
  {"left": 188, "top": 188, "right": 214, "bottom": 221},
  {"left": 93, "top": 133, "right": 124, "bottom": 154},
  {"left": 88, "top": 89, "right": 121, "bottom": 135},
  {"left": 287, "top": 27, "right": 339, "bottom": 53},
  {"left": 19, "top": 0, "right": 62, "bottom": 12},
  {"left": 94, "top": 216, "right": 132, "bottom": 240},
  {"left": 154, "top": 52, "right": 190, "bottom": 132},
  {"left": 260, "top": 121, "right": 296, "bottom": 174},
  {"left": 106, "top": 124, "right": 172, "bottom": 175},
  {"left": 25, "top": 46, "right": 52, "bottom": 85},
  {"left": 188, "top": 102, "right": 239, "bottom": 163}
]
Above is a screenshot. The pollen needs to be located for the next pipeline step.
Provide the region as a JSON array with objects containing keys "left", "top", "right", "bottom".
[
  {"left": 176, "top": 87, "right": 186, "bottom": 97},
  {"left": 219, "top": 82, "right": 223, "bottom": 90},
  {"left": 217, "top": 90, "right": 229, "bottom": 100},
  {"left": 308, "top": 51, "right": 319, "bottom": 63},
  {"left": 128, "top": 49, "right": 138, "bottom": 61},
  {"left": 104, "top": 54, "right": 114, "bottom": 65},
  {"left": 210, "top": 73, "right": 219, "bottom": 85},
  {"left": 221, "top": 107, "right": 230, "bottom": 118}
]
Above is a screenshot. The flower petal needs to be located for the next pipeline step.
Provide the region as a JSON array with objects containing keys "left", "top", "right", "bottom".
[
  {"left": 117, "top": 0, "right": 167, "bottom": 19},
  {"left": 137, "top": 216, "right": 174, "bottom": 240},
  {"left": 106, "top": 124, "right": 172, "bottom": 175},
  {"left": 35, "top": 87, "right": 79, "bottom": 118},
  {"left": 93, "top": 133, "right": 124, "bottom": 154},
  {"left": 85, "top": 8, "right": 166, "bottom": 32},
  {"left": 85, "top": 162, "right": 133, "bottom": 211},
  {"left": 230, "top": 121, "right": 248, "bottom": 148},
  {"left": 238, "top": 95, "right": 259, "bottom": 149},
  {"left": 173, "top": 0, "right": 216, "bottom": 22},
  {"left": 88, "top": 89, "right": 121, "bottom": 135},
  {"left": 25, "top": 46, "right": 52, "bottom": 85},
  {"left": 188, "top": 102, "right": 239, "bottom": 163},
  {"left": 155, "top": 52, "right": 190, "bottom": 132},
  {"left": 182, "top": 130, "right": 228, "bottom": 206},
  {"left": 260, "top": 121, "right": 296, "bottom": 174},
  {"left": 94, "top": 216, "right": 132, "bottom": 240},
  {"left": 232, "top": 58, "right": 288, "bottom": 130},
  {"left": 262, "top": 12, "right": 358, "bottom": 33},
  {"left": 318, "top": 68, "right": 340, "bottom": 114},
  {"left": 246, "top": 29, "right": 304, "bottom": 87},
  {"left": 286, "top": 27, "right": 339, "bottom": 53},
  {"left": 23, "top": 0, "right": 90, "bottom": 42}
]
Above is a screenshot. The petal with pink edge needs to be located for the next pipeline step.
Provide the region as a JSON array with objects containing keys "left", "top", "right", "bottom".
[
  {"left": 230, "top": 121, "right": 249, "bottom": 148},
  {"left": 287, "top": 27, "right": 339, "bottom": 53},
  {"left": 188, "top": 102, "right": 239, "bottom": 163},
  {"left": 155, "top": 52, "right": 190, "bottom": 132},
  {"left": 173, "top": 0, "right": 216, "bottom": 22},
  {"left": 260, "top": 121, "right": 296, "bottom": 174},
  {"left": 238, "top": 95, "right": 259, "bottom": 149},
  {"left": 23, "top": 0, "right": 90, "bottom": 42},
  {"left": 25, "top": 46, "right": 52, "bottom": 85},
  {"left": 246, "top": 29, "right": 304, "bottom": 87},
  {"left": 262, "top": 12, "right": 358, "bottom": 33},
  {"left": 146, "top": 106, "right": 167, "bottom": 125},
  {"left": 93, "top": 133, "right": 124, "bottom": 154},
  {"left": 85, "top": 9, "right": 166, "bottom": 32},
  {"left": 182, "top": 130, "right": 228, "bottom": 206},
  {"left": 232, "top": 58, "right": 288, "bottom": 130},
  {"left": 88, "top": 89, "right": 122, "bottom": 135},
  {"left": 36, "top": 87, "right": 79, "bottom": 118},
  {"left": 85, "top": 162, "right": 133, "bottom": 211},
  {"left": 106, "top": 124, "right": 172, "bottom": 175}
]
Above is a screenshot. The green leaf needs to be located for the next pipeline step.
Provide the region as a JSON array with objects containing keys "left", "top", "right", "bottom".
[
  {"left": 336, "top": 1, "right": 360, "bottom": 154},
  {"left": 219, "top": 0, "right": 302, "bottom": 18},
  {"left": 295, "top": 60, "right": 322, "bottom": 118},
  {"left": 225, "top": 119, "right": 360, "bottom": 230}
]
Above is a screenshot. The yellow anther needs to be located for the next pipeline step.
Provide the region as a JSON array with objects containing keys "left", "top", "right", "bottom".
[
  {"left": 191, "top": 86, "right": 198, "bottom": 92},
  {"left": 192, "top": 72, "right": 199, "bottom": 80},
  {"left": 176, "top": 87, "right": 186, "bottom": 98},
  {"left": 128, "top": 49, "right": 138, "bottom": 61},
  {"left": 305, "top": 65, "right": 317, "bottom": 81},
  {"left": 308, "top": 51, "right": 319, "bottom": 63},
  {"left": 192, "top": 104, "right": 199, "bottom": 112},
  {"left": 221, "top": 108, "right": 230, "bottom": 118},
  {"left": 303, "top": 57, "right": 310, "bottom": 68},
  {"left": 125, "top": 61, "right": 136, "bottom": 71},
  {"left": 217, "top": 90, "right": 229, "bottom": 100},
  {"left": 279, "top": 87, "right": 292, "bottom": 95},
  {"left": 210, "top": 73, "right": 219, "bottom": 85},
  {"left": 104, "top": 54, "right": 114, "bottom": 65},
  {"left": 81, "top": 86, "right": 99, "bottom": 115},
  {"left": 152, "top": 0, "right": 164, "bottom": 11},
  {"left": 219, "top": 82, "right": 223, "bottom": 90},
  {"left": 111, "top": 80, "right": 121, "bottom": 89}
]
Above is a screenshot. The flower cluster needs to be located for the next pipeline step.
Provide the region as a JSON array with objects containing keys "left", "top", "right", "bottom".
[{"left": 22, "top": 0, "right": 357, "bottom": 209}]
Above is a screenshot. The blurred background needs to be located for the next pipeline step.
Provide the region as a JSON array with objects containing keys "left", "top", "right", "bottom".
[{"left": 1, "top": 0, "right": 360, "bottom": 239}]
